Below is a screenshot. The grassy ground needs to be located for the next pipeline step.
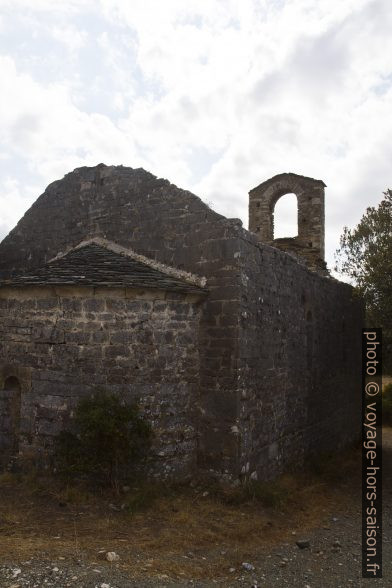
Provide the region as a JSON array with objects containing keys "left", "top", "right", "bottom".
[{"left": 0, "top": 445, "right": 361, "bottom": 583}]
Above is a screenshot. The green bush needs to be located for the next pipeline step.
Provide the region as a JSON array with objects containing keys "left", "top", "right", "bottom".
[
  {"left": 383, "top": 383, "right": 392, "bottom": 426},
  {"left": 55, "top": 393, "right": 151, "bottom": 490}
]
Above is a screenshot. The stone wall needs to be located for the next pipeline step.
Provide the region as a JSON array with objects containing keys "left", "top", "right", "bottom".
[
  {"left": 0, "top": 164, "right": 245, "bottom": 477},
  {"left": 0, "top": 285, "right": 202, "bottom": 479},
  {"left": 235, "top": 230, "right": 363, "bottom": 480},
  {"left": 0, "top": 165, "right": 365, "bottom": 482}
]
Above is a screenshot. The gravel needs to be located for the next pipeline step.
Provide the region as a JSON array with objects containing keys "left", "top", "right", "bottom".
[{"left": 1, "top": 433, "right": 391, "bottom": 587}]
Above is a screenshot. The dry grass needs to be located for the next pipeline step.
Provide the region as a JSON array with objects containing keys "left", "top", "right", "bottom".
[
  {"left": 0, "top": 445, "right": 361, "bottom": 582},
  {"left": 383, "top": 375, "right": 392, "bottom": 388}
]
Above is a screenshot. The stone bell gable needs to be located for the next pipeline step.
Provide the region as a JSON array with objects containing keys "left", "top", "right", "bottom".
[{"left": 249, "top": 172, "right": 326, "bottom": 273}]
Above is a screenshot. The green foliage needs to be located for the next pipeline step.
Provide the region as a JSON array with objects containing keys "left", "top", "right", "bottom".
[
  {"left": 55, "top": 430, "right": 83, "bottom": 476},
  {"left": 55, "top": 393, "right": 151, "bottom": 490},
  {"left": 335, "top": 189, "right": 392, "bottom": 369},
  {"left": 383, "top": 383, "right": 392, "bottom": 426}
]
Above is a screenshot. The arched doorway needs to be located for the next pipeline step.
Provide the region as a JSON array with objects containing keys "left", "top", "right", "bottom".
[{"left": 0, "top": 376, "right": 21, "bottom": 459}]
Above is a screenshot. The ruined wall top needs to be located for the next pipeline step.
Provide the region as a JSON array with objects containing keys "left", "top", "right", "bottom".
[
  {"left": 0, "top": 164, "right": 227, "bottom": 278},
  {"left": 1, "top": 165, "right": 329, "bottom": 279},
  {"left": 248, "top": 172, "right": 326, "bottom": 273}
]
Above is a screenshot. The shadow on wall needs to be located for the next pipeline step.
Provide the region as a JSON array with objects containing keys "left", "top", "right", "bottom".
[{"left": 0, "top": 376, "right": 21, "bottom": 461}]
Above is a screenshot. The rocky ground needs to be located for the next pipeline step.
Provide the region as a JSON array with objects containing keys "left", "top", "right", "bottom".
[{"left": 0, "top": 430, "right": 391, "bottom": 588}]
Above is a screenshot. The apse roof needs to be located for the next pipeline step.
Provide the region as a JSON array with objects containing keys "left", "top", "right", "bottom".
[{"left": 0, "top": 241, "right": 207, "bottom": 295}]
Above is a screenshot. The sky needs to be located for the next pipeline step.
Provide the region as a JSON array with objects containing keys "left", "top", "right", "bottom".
[{"left": 1, "top": 0, "right": 391, "bottom": 270}]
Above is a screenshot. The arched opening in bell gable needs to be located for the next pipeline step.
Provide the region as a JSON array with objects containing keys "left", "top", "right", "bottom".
[{"left": 272, "top": 192, "right": 298, "bottom": 239}]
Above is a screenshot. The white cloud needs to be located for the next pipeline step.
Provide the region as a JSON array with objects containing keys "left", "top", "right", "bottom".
[
  {"left": 51, "top": 25, "right": 88, "bottom": 54},
  {"left": 0, "top": 54, "right": 145, "bottom": 179},
  {"left": 0, "top": 0, "right": 391, "bottom": 270},
  {"left": 0, "top": 0, "right": 92, "bottom": 12},
  {"left": 0, "top": 176, "right": 40, "bottom": 240}
]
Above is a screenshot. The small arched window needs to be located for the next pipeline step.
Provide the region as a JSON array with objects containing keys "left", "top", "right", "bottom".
[{"left": 4, "top": 376, "right": 21, "bottom": 392}]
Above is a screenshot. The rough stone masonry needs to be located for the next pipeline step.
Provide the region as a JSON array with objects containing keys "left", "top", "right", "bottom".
[{"left": 0, "top": 164, "right": 364, "bottom": 482}]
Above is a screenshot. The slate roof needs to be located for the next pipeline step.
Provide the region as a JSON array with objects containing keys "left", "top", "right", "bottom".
[{"left": 0, "top": 243, "right": 206, "bottom": 295}]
